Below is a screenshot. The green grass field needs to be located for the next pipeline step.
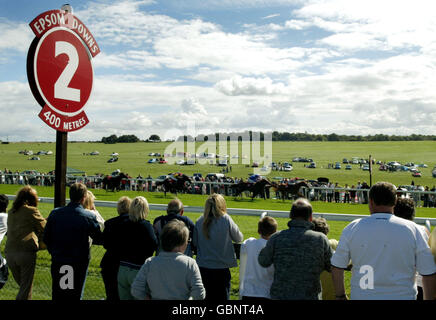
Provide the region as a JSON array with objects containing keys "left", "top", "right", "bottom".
[{"left": 1, "top": 140, "right": 436, "bottom": 187}]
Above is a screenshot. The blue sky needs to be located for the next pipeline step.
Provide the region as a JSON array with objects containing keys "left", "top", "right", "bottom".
[{"left": 2, "top": 0, "right": 436, "bottom": 141}]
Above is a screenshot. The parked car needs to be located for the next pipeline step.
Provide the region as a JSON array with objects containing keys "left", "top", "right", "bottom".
[
  {"left": 283, "top": 165, "right": 293, "bottom": 171},
  {"left": 148, "top": 158, "right": 157, "bottom": 163},
  {"left": 206, "top": 173, "right": 225, "bottom": 180},
  {"left": 176, "top": 159, "right": 185, "bottom": 165},
  {"left": 342, "top": 158, "right": 349, "bottom": 164},
  {"left": 156, "top": 175, "right": 169, "bottom": 182},
  {"left": 107, "top": 157, "right": 118, "bottom": 163},
  {"left": 362, "top": 164, "right": 370, "bottom": 171},
  {"left": 29, "top": 156, "right": 40, "bottom": 160},
  {"left": 345, "top": 164, "right": 352, "bottom": 170},
  {"left": 159, "top": 159, "right": 167, "bottom": 164},
  {"left": 252, "top": 162, "right": 259, "bottom": 167},
  {"left": 218, "top": 160, "right": 228, "bottom": 166},
  {"left": 334, "top": 162, "right": 341, "bottom": 169},
  {"left": 412, "top": 172, "right": 422, "bottom": 177},
  {"left": 308, "top": 162, "right": 316, "bottom": 168}
]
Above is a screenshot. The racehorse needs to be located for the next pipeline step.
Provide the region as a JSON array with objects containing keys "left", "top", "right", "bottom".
[
  {"left": 102, "top": 172, "right": 129, "bottom": 192},
  {"left": 158, "top": 174, "right": 192, "bottom": 196},
  {"left": 230, "top": 179, "right": 272, "bottom": 200},
  {"left": 271, "top": 180, "right": 311, "bottom": 201}
]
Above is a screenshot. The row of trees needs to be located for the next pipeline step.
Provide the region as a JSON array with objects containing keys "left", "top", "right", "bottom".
[
  {"left": 101, "top": 132, "right": 436, "bottom": 143},
  {"left": 270, "top": 132, "right": 436, "bottom": 142},
  {"left": 101, "top": 134, "right": 161, "bottom": 144}
]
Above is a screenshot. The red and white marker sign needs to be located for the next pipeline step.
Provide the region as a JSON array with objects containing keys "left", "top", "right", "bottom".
[{"left": 27, "top": 10, "right": 99, "bottom": 132}]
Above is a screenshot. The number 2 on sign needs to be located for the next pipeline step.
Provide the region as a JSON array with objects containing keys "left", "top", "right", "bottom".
[
  {"left": 54, "top": 41, "right": 80, "bottom": 102},
  {"left": 43, "top": 111, "right": 61, "bottom": 128}
]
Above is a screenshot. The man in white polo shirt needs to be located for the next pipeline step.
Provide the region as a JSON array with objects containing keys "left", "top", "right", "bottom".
[{"left": 331, "top": 181, "right": 436, "bottom": 300}]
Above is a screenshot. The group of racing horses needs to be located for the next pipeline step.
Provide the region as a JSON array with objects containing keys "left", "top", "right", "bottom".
[{"left": 102, "top": 172, "right": 311, "bottom": 200}]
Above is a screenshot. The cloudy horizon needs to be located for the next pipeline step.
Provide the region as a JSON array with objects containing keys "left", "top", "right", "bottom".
[{"left": 2, "top": 0, "right": 436, "bottom": 142}]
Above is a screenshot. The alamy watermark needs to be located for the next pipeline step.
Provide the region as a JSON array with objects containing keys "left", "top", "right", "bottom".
[
  {"left": 359, "top": 265, "right": 374, "bottom": 290},
  {"left": 163, "top": 121, "right": 273, "bottom": 175},
  {"left": 59, "top": 265, "right": 74, "bottom": 290}
]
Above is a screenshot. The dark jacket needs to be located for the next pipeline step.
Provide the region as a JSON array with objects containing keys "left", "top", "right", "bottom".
[
  {"left": 153, "top": 213, "right": 195, "bottom": 256},
  {"left": 100, "top": 213, "right": 129, "bottom": 269},
  {"left": 117, "top": 218, "right": 158, "bottom": 266},
  {"left": 43, "top": 202, "right": 103, "bottom": 264},
  {"left": 258, "top": 219, "right": 333, "bottom": 300}
]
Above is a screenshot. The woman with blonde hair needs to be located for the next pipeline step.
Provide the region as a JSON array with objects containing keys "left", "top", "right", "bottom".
[
  {"left": 5, "top": 185, "right": 46, "bottom": 300},
  {"left": 117, "top": 196, "right": 158, "bottom": 300},
  {"left": 193, "top": 193, "right": 243, "bottom": 300},
  {"left": 83, "top": 190, "right": 105, "bottom": 230}
]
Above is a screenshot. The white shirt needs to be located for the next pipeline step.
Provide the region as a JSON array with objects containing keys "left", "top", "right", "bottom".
[
  {"left": 0, "top": 213, "right": 7, "bottom": 244},
  {"left": 239, "top": 237, "right": 274, "bottom": 299},
  {"left": 0, "top": 212, "right": 7, "bottom": 266},
  {"left": 331, "top": 213, "right": 436, "bottom": 300}
]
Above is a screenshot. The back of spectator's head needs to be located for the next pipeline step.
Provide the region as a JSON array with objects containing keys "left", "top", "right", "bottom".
[
  {"left": 290, "top": 198, "right": 313, "bottom": 221},
  {"left": 0, "top": 194, "right": 8, "bottom": 213},
  {"left": 258, "top": 216, "right": 278, "bottom": 238},
  {"left": 369, "top": 182, "right": 397, "bottom": 207},
  {"left": 117, "top": 196, "right": 131, "bottom": 215},
  {"left": 203, "top": 193, "right": 227, "bottom": 239},
  {"left": 70, "top": 182, "right": 88, "bottom": 203},
  {"left": 83, "top": 190, "right": 96, "bottom": 210},
  {"left": 11, "top": 186, "right": 38, "bottom": 212},
  {"left": 160, "top": 220, "right": 189, "bottom": 252},
  {"left": 312, "top": 217, "right": 330, "bottom": 235},
  {"left": 394, "top": 197, "right": 415, "bottom": 221},
  {"left": 129, "top": 196, "right": 149, "bottom": 222},
  {"left": 167, "top": 198, "right": 183, "bottom": 215}
]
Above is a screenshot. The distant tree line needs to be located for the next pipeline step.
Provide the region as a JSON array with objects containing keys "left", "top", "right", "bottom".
[
  {"left": 101, "top": 132, "right": 436, "bottom": 143},
  {"left": 101, "top": 134, "right": 140, "bottom": 144},
  {"left": 270, "top": 132, "right": 436, "bottom": 142},
  {"left": 101, "top": 134, "right": 161, "bottom": 144},
  {"left": 177, "top": 131, "right": 436, "bottom": 142}
]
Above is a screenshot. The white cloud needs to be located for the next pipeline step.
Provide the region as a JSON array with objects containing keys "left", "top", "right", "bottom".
[
  {"left": 215, "top": 76, "right": 288, "bottom": 96},
  {"left": 0, "top": 19, "right": 33, "bottom": 54}
]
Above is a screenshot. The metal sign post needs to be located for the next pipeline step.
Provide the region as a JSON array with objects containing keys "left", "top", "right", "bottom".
[{"left": 26, "top": 5, "right": 100, "bottom": 207}]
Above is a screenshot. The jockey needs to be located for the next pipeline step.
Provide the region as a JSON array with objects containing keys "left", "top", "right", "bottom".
[
  {"left": 248, "top": 174, "right": 261, "bottom": 184},
  {"left": 168, "top": 173, "right": 178, "bottom": 183}
]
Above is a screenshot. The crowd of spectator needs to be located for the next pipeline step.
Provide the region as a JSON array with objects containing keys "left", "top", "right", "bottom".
[{"left": 1, "top": 181, "right": 436, "bottom": 300}]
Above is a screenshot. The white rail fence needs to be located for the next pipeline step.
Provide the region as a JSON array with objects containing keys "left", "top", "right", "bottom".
[{"left": 6, "top": 195, "right": 436, "bottom": 227}]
